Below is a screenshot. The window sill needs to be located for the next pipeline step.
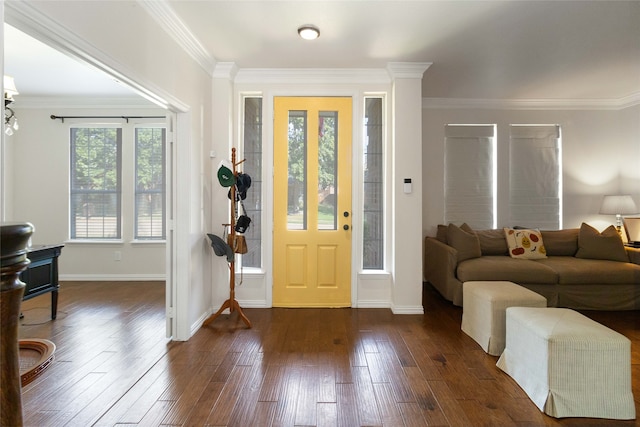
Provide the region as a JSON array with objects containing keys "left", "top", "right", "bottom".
[
  {"left": 64, "top": 239, "right": 124, "bottom": 245},
  {"left": 64, "top": 239, "right": 166, "bottom": 246},
  {"left": 131, "top": 240, "right": 166, "bottom": 245}
]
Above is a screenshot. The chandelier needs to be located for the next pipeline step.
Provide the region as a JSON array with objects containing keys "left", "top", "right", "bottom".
[{"left": 4, "top": 75, "right": 19, "bottom": 136}]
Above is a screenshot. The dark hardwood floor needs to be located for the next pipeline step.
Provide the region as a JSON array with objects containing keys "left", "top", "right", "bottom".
[{"left": 17, "top": 281, "right": 639, "bottom": 426}]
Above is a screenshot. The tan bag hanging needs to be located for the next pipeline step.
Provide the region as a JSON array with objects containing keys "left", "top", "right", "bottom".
[{"left": 228, "top": 234, "right": 248, "bottom": 254}]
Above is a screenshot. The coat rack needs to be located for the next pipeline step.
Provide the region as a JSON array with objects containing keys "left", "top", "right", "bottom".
[{"left": 203, "top": 148, "right": 251, "bottom": 328}]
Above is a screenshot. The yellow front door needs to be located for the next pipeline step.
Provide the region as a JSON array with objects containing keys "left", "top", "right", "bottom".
[{"left": 273, "top": 97, "right": 352, "bottom": 307}]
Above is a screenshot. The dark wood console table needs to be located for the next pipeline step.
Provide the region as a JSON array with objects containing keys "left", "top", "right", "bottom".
[{"left": 20, "top": 244, "right": 64, "bottom": 320}]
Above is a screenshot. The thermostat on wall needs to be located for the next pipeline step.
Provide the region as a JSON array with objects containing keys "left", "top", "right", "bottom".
[{"left": 404, "top": 178, "right": 412, "bottom": 194}]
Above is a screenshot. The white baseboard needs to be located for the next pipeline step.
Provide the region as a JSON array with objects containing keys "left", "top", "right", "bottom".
[
  {"left": 354, "top": 300, "right": 392, "bottom": 309},
  {"left": 59, "top": 274, "right": 166, "bottom": 282},
  {"left": 237, "top": 299, "right": 269, "bottom": 308},
  {"left": 390, "top": 305, "right": 425, "bottom": 315}
]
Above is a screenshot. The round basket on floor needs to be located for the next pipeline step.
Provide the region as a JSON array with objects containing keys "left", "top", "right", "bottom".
[{"left": 19, "top": 339, "right": 55, "bottom": 386}]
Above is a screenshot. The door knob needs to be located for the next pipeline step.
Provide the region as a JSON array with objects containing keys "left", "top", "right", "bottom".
[
  {"left": 343, "top": 211, "right": 350, "bottom": 217},
  {"left": 343, "top": 224, "right": 350, "bottom": 231}
]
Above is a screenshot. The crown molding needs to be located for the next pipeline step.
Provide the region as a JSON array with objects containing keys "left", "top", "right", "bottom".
[
  {"left": 422, "top": 92, "right": 640, "bottom": 111},
  {"left": 138, "top": 0, "right": 216, "bottom": 76},
  {"left": 5, "top": 1, "right": 189, "bottom": 112},
  {"left": 387, "top": 62, "right": 432, "bottom": 79},
  {"left": 213, "top": 62, "right": 238, "bottom": 80},
  {"left": 15, "top": 96, "right": 160, "bottom": 109},
  {"left": 234, "top": 68, "right": 392, "bottom": 85}
]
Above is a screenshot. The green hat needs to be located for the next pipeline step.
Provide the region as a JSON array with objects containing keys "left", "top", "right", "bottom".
[{"left": 217, "top": 159, "right": 235, "bottom": 187}]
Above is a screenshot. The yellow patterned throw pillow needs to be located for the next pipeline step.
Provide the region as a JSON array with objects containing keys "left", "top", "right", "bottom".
[{"left": 504, "top": 228, "right": 547, "bottom": 259}]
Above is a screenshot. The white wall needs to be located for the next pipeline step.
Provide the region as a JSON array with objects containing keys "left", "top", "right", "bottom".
[
  {"left": 218, "top": 66, "right": 427, "bottom": 314},
  {"left": 6, "top": 106, "right": 166, "bottom": 279},
  {"left": 422, "top": 104, "right": 640, "bottom": 238},
  {"left": 5, "top": 1, "right": 214, "bottom": 340}
]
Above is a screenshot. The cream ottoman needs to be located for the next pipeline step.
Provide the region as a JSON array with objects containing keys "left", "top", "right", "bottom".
[
  {"left": 497, "top": 307, "right": 635, "bottom": 420},
  {"left": 461, "top": 281, "right": 547, "bottom": 356}
]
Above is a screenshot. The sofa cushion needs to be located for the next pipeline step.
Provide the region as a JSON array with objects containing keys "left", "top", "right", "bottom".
[
  {"left": 447, "top": 223, "right": 481, "bottom": 262},
  {"left": 457, "top": 256, "right": 558, "bottom": 284},
  {"left": 436, "top": 224, "right": 448, "bottom": 244},
  {"left": 575, "top": 223, "right": 628, "bottom": 263},
  {"left": 541, "top": 229, "right": 578, "bottom": 256},
  {"left": 504, "top": 228, "right": 547, "bottom": 259},
  {"left": 536, "top": 257, "right": 640, "bottom": 284},
  {"left": 475, "top": 229, "right": 509, "bottom": 256}
]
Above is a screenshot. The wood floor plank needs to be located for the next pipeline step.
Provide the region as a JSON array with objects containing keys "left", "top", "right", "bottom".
[
  {"left": 353, "top": 365, "right": 383, "bottom": 426},
  {"left": 336, "top": 382, "right": 360, "bottom": 427},
  {"left": 270, "top": 366, "right": 302, "bottom": 427},
  {"left": 372, "top": 382, "right": 405, "bottom": 427},
  {"left": 457, "top": 398, "right": 516, "bottom": 427},
  {"left": 248, "top": 401, "right": 277, "bottom": 426},
  {"left": 100, "top": 350, "right": 182, "bottom": 425},
  {"left": 401, "top": 333, "right": 444, "bottom": 381},
  {"left": 159, "top": 363, "right": 219, "bottom": 425},
  {"left": 403, "top": 366, "right": 449, "bottom": 425},
  {"left": 227, "top": 353, "right": 268, "bottom": 427},
  {"left": 377, "top": 339, "right": 416, "bottom": 403},
  {"left": 181, "top": 381, "right": 226, "bottom": 427},
  {"left": 205, "top": 365, "right": 254, "bottom": 425},
  {"left": 16, "top": 281, "right": 640, "bottom": 427},
  {"left": 294, "top": 365, "right": 319, "bottom": 427},
  {"left": 257, "top": 364, "right": 286, "bottom": 402},
  {"left": 316, "top": 402, "right": 338, "bottom": 427},
  {"left": 397, "top": 401, "right": 429, "bottom": 427},
  {"left": 137, "top": 399, "right": 175, "bottom": 427},
  {"left": 427, "top": 380, "right": 473, "bottom": 427},
  {"left": 317, "top": 352, "right": 337, "bottom": 403}
]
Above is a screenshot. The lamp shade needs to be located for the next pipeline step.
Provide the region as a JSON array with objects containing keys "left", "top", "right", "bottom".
[
  {"left": 599, "top": 195, "right": 638, "bottom": 215},
  {"left": 4, "top": 75, "right": 19, "bottom": 100}
]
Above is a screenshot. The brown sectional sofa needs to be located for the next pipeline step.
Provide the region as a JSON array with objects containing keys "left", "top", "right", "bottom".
[{"left": 424, "top": 224, "right": 640, "bottom": 310}]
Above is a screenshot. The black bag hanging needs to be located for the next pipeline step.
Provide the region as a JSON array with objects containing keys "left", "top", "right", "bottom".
[{"left": 235, "top": 198, "right": 251, "bottom": 233}]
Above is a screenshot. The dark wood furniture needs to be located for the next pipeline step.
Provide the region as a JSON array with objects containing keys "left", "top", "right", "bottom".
[
  {"left": 1, "top": 222, "right": 35, "bottom": 427},
  {"left": 20, "top": 244, "right": 63, "bottom": 320}
]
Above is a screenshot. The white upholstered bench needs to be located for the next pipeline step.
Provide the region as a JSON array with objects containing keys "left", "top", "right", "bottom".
[
  {"left": 497, "top": 307, "right": 636, "bottom": 420},
  {"left": 461, "top": 281, "right": 547, "bottom": 356}
]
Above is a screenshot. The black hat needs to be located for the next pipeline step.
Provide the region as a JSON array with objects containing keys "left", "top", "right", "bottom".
[
  {"left": 236, "top": 172, "right": 251, "bottom": 200},
  {"left": 228, "top": 172, "right": 252, "bottom": 200}
]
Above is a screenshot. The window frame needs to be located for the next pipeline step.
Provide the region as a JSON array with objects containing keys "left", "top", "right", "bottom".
[
  {"left": 134, "top": 126, "right": 167, "bottom": 240},
  {"left": 362, "top": 96, "right": 385, "bottom": 270},
  {"left": 69, "top": 126, "right": 123, "bottom": 241}
]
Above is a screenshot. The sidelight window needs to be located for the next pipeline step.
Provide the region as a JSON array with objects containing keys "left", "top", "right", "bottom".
[{"left": 363, "top": 97, "right": 384, "bottom": 269}]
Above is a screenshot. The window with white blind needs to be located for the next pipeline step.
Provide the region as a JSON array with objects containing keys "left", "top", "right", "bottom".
[
  {"left": 509, "top": 125, "right": 562, "bottom": 229},
  {"left": 444, "top": 124, "right": 496, "bottom": 229},
  {"left": 135, "top": 127, "right": 166, "bottom": 240},
  {"left": 70, "top": 127, "right": 122, "bottom": 239}
]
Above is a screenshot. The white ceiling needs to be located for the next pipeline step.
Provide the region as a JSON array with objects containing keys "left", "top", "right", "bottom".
[
  {"left": 4, "top": 24, "right": 136, "bottom": 98},
  {"left": 4, "top": 1, "right": 640, "bottom": 102}
]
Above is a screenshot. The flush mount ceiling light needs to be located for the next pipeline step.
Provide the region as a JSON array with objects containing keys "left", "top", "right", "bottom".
[{"left": 298, "top": 25, "right": 320, "bottom": 40}]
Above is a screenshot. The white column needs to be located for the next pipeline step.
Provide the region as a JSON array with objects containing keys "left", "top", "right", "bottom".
[
  {"left": 210, "top": 63, "right": 237, "bottom": 311},
  {"left": 387, "top": 62, "right": 431, "bottom": 314}
]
